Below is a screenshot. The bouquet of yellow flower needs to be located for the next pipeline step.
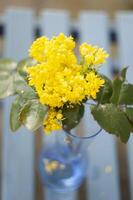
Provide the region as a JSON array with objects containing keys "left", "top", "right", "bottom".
[{"left": 0, "top": 33, "right": 133, "bottom": 143}]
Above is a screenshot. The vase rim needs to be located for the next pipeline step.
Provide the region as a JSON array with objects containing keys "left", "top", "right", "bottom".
[{"left": 63, "top": 128, "right": 102, "bottom": 140}]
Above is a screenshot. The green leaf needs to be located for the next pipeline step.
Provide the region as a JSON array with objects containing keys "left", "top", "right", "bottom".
[
  {"left": 14, "top": 78, "right": 37, "bottom": 100},
  {"left": 96, "top": 74, "right": 113, "bottom": 104},
  {"left": 0, "top": 58, "right": 17, "bottom": 72},
  {"left": 0, "top": 70, "right": 36, "bottom": 99},
  {"left": 17, "top": 57, "right": 37, "bottom": 77},
  {"left": 62, "top": 104, "right": 84, "bottom": 130},
  {"left": 110, "top": 67, "right": 129, "bottom": 105},
  {"left": 110, "top": 77, "right": 123, "bottom": 105},
  {"left": 0, "top": 59, "right": 18, "bottom": 99},
  {"left": 125, "top": 107, "right": 133, "bottom": 132},
  {"left": 126, "top": 107, "right": 133, "bottom": 122},
  {"left": 119, "top": 84, "right": 133, "bottom": 105},
  {"left": 121, "top": 67, "right": 128, "bottom": 82},
  {"left": 10, "top": 96, "right": 22, "bottom": 131},
  {"left": 91, "top": 104, "right": 131, "bottom": 143},
  {"left": 19, "top": 99, "right": 48, "bottom": 131},
  {"left": 13, "top": 72, "right": 37, "bottom": 99},
  {"left": 0, "top": 73, "right": 14, "bottom": 98},
  {"left": 13, "top": 72, "right": 24, "bottom": 82}
]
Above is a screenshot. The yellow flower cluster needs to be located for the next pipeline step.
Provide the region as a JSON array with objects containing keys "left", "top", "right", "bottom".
[
  {"left": 27, "top": 33, "right": 108, "bottom": 133},
  {"left": 29, "top": 33, "right": 76, "bottom": 65},
  {"left": 80, "top": 43, "right": 109, "bottom": 66},
  {"left": 43, "top": 109, "right": 63, "bottom": 133}
]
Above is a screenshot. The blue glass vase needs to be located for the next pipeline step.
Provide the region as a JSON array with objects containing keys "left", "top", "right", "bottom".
[
  {"left": 39, "top": 104, "right": 101, "bottom": 192},
  {"left": 39, "top": 128, "right": 100, "bottom": 192}
]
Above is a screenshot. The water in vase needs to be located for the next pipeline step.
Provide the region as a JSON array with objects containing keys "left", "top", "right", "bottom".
[{"left": 39, "top": 134, "right": 89, "bottom": 192}]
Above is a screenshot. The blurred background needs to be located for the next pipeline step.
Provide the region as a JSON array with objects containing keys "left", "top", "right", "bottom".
[
  {"left": 0, "top": 1, "right": 133, "bottom": 200},
  {"left": 0, "top": 0, "right": 133, "bottom": 16}
]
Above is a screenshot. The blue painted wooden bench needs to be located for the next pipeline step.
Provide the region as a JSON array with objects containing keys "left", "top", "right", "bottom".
[{"left": 0, "top": 8, "right": 133, "bottom": 200}]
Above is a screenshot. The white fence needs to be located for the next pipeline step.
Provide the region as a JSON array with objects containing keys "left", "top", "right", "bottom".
[{"left": 0, "top": 8, "right": 133, "bottom": 200}]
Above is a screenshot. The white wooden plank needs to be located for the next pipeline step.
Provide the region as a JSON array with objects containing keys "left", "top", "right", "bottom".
[
  {"left": 116, "top": 12, "right": 133, "bottom": 200},
  {"left": 2, "top": 8, "right": 35, "bottom": 200},
  {"left": 40, "top": 10, "right": 78, "bottom": 200},
  {"left": 79, "top": 11, "right": 110, "bottom": 75},
  {"left": 40, "top": 9, "right": 70, "bottom": 37},
  {"left": 79, "top": 11, "right": 120, "bottom": 200}
]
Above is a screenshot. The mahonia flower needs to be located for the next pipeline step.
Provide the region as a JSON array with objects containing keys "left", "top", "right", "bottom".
[
  {"left": 29, "top": 36, "right": 49, "bottom": 62},
  {"left": 80, "top": 43, "right": 109, "bottom": 66},
  {"left": 29, "top": 33, "right": 76, "bottom": 65},
  {"left": 85, "top": 72, "right": 105, "bottom": 99},
  {"left": 27, "top": 33, "right": 108, "bottom": 133},
  {"left": 43, "top": 108, "right": 63, "bottom": 133}
]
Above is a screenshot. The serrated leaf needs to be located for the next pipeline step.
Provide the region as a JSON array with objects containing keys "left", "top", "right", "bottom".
[
  {"left": 121, "top": 67, "right": 128, "bottom": 82},
  {"left": 0, "top": 73, "right": 14, "bottom": 98},
  {"left": 14, "top": 79, "right": 37, "bottom": 99},
  {"left": 17, "top": 57, "right": 37, "bottom": 77},
  {"left": 13, "top": 72, "right": 24, "bottom": 82},
  {"left": 10, "top": 96, "right": 22, "bottom": 131},
  {"left": 96, "top": 74, "right": 113, "bottom": 104},
  {"left": 119, "top": 84, "right": 133, "bottom": 105},
  {"left": 19, "top": 100, "right": 48, "bottom": 131},
  {"left": 126, "top": 108, "right": 133, "bottom": 122},
  {"left": 125, "top": 107, "right": 133, "bottom": 132},
  {"left": 13, "top": 72, "right": 37, "bottom": 99},
  {"left": 0, "top": 71, "right": 36, "bottom": 99},
  {"left": 62, "top": 104, "right": 84, "bottom": 130},
  {"left": 0, "top": 58, "right": 17, "bottom": 72},
  {"left": 91, "top": 104, "right": 131, "bottom": 143},
  {"left": 110, "top": 77, "right": 123, "bottom": 104}
]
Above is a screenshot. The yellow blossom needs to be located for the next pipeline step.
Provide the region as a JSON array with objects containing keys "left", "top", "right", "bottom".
[
  {"left": 27, "top": 33, "right": 108, "bottom": 133},
  {"left": 85, "top": 72, "right": 105, "bottom": 99},
  {"left": 29, "top": 33, "right": 76, "bottom": 65},
  {"left": 29, "top": 36, "right": 49, "bottom": 62},
  {"left": 80, "top": 43, "right": 109, "bottom": 66},
  {"left": 44, "top": 109, "right": 63, "bottom": 133}
]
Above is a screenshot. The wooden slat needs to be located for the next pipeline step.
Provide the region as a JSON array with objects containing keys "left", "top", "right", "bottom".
[
  {"left": 116, "top": 12, "right": 133, "bottom": 200},
  {"left": 1, "top": 8, "right": 35, "bottom": 200},
  {"left": 79, "top": 11, "right": 120, "bottom": 200},
  {"left": 45, "top": 189, "right": 77, "bottom": 200},
  {"left": 34, "top": 128, "right": 44, "bottom": 200},
  {"left": 40, "top": 9, "right": 70, "bottom": 38},
  {"left": 117, "top": 140, "right": 131, "bottom": 200},
  {"left": 79, "top": 11, "right": 110, "bottom": 75},
  {"left": 40, "top": 10, "right": 79, "bottom": 200},
  {"left": 0, "top": 103, "right": 3, "bottom": 197}
]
